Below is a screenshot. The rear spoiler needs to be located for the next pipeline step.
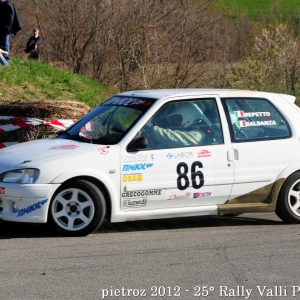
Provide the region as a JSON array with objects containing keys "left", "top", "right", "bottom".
[{"left": 280, "top": 94, "right": 296, "bottom": 104}]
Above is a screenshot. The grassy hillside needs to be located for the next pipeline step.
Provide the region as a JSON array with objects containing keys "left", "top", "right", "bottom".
[
  {"left": 218, "top": 0, "right": 300, "bottom": 20},
  {"left": 0, "top": 58, "right": 114, "bottom": 108}
]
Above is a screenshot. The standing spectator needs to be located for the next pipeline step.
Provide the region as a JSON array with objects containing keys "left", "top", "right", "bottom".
[
  {"left": 0, "top": 48, "right": 9, "bottom": 66},
  {"left": 0, "top": 0, "right": 22, "bottom": 60},
  {"left": 25, "top": 28, "right": 42, "bottom": 61}
]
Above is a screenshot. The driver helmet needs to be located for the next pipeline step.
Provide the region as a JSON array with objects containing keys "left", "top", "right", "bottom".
[{"left": 166, "top": 102, "right": 199, "bottom": 128}]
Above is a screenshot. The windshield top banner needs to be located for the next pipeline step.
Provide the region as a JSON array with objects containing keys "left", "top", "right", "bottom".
[{"left": 103, "top": 96, "right": 156, "bottom": 109}]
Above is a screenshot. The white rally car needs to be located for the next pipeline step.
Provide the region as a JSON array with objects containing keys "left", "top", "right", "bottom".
[{"left": 1, "top": 89, "right": 300, "bottom": 236}]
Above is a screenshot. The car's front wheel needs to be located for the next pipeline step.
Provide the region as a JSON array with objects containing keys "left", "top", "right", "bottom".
[
  {"left": 49, "top": 179, "right": 106, "bottom": 236},
  {"left": 276, "top": 172, "right": 300, "bottom": 223}
]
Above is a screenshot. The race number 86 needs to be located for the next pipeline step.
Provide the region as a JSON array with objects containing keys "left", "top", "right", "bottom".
[{"left": 177, "top": 161, "right": 204, "bottom": 190}]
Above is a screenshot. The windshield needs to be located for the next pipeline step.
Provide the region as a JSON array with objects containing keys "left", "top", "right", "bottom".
[{"left": 60, "top": 96, "right": 156, "bottom": 145}]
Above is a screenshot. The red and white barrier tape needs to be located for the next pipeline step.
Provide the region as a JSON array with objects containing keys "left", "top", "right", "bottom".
[
  {"left": 0, "top": 116, "right": 77, "bottom": 148},
  {"left": 0, "top": 116, "right": 76, "bottom": 132},
  {"left": 0, "top": 121, "right": 42, "bottom": 133}
]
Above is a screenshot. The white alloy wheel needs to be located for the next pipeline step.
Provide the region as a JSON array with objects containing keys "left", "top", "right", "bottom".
[
  {"left": 276, "top": 172, "right": 300, "bottom": 224},
  {"left": 49, "top": 180, "right": 106, "bottom": 236},
  {"left": 51, "top": 188, "right": 95, "bottom": 231},
  {"left": 287, "top": 179, "right": 300, "bottom": 217}
]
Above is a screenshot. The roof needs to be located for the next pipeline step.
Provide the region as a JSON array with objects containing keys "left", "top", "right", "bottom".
[{"left": 117, "top": 89, "right": 296, "bottom": 103}]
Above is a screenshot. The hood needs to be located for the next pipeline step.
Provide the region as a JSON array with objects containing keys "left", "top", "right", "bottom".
[{"left": 0, "top": 138, "right": 94, "bottom": 171}]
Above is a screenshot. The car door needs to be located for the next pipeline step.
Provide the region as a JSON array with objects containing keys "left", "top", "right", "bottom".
[
  {"left": 120, "top": 96, "right": 234, "bottom": 211},
  {"left": 222, "top": 97, "right": 293, "bottom": 202}
]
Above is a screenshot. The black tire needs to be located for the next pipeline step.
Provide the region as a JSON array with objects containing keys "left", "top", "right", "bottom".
[
  {"left": 48, "top": 179, "right": 106, "bottom": 236},
  {"left": 276, "top": 172, "right": 300, "bottom": 224}
]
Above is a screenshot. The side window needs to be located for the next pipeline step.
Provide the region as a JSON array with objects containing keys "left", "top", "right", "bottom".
[
  {"left": 223, "top": 98, "right": 291, "bottom": 142},
  {"left": 141, "top": 99, "right": 224, "bottom": 150}
]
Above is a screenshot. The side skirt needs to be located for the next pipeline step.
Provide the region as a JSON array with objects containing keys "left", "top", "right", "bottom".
[{"left": 218, "top": 178, "right": 285, "bottom": 214}]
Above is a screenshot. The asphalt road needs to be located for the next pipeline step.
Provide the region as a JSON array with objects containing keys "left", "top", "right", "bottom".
[{"left": 0, "top": 213, "right": 300, "bottom": 300}]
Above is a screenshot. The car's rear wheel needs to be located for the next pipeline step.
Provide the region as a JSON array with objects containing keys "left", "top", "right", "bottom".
[
  {"left": 49, "top": 179, "right": 106, "bottom": 236},
  {"left": 276, "top": 172, "right": 300, "bottom": 223}
]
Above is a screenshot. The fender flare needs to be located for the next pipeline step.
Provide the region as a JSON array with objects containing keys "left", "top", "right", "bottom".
[
  {"left": 50, "top": 168, "right": 121, "bottom": 220},
  {"left": 276, "top": 162, "right": 300, "bottom": 182},
  {"left": 272, "top": 162, "right": 300, "bottom": 208}
]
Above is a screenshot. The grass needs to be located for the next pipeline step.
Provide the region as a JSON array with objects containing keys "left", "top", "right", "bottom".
[
  {"left": 218, "top": 0, "right": 300, "bottom": 20},
  {"left": 0, "top": 58, "right": 114, "bottom": 108}
]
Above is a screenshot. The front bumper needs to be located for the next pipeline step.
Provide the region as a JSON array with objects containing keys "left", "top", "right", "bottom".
[{"left": 0, "top": 183, "right": 60, "bottom": 223}]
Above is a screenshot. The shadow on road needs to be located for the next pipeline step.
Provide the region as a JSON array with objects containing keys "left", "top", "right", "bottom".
[
  {"left": 97, "top": 213, "right": 284, "bottom": 234},
  {"left": 0, "top": 213, "right": 284, "bottom": 239}
]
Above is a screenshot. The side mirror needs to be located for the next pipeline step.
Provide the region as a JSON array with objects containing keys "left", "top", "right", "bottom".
[{"left": 127, "top": 136, "right": 148, "bottom": 151}]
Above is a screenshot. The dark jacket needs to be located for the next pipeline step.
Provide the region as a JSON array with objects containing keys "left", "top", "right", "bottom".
[
  {"left": 25, "top": 35, "right": 42, "bottom": 53},
  {"left": 0, "top": 0, "right": 22, "bottom": 36},
  {"left": 11, "top": 2, "right": 22, "bottom": 36}
]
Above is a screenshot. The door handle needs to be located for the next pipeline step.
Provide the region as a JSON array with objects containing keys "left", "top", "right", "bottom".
[
  {"left": 227, "top": 149, "right": 234, "bottom": 161},
  {"left": 227, "top": 149, "right": 239, "bottom": 162}
]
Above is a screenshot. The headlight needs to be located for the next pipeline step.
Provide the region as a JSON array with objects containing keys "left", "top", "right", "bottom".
[{"left": 0, "top": 169, "right": 40, "bottom": 184}]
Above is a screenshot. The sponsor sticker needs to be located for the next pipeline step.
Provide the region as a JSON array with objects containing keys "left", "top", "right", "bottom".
[
  {"left": 49, "top": 145, "right": 79, "bottom": 150},
  {"left": 123, "top": 198, "right": 147, "bottom": 207},
  {"left": 104, "top": 97, "right": 154, "bottom": 108},
  {"left": 122, "top": 163, "right": 153, "bottom": 172},
  {"left": 167, "top": 152, "right": 194, "bottom": 159},
  {"left": 197, "top": 150, "right": 211, "bottom": 157},
  {"left": 98, "top": 147, "right": 110, "bottom": 155},
  {"left": 193, "top": 192, "right": 212, "bottom": 198},
  {"left": 122, "top": 189, "right": 162, "bottom": 198},
  {"left": 168, "top": 192, "right": 191, "bottom": 200},
  {"left": 122, "top": 173, "right": 143, "bottom": 182},
  {"left": 0, "top": 187, "right": 5, "bottom": 194},
  {"left": 174, "top": 152, "right": 193, "bottom": 159},
  {"left": 122, "top": 153, "right": 148, "bottom": 162},
  {"left": 17, "top": 199, "right": 48, "bottom": 217},
  {"left": 173, "top": 152, "right": 193, "bottom": 159},
  {"left": 105, "top": 97, "right": 146, "bottom": 106},
  {"left": 166, "top": 153, "right": 173, "bottom": 159}
]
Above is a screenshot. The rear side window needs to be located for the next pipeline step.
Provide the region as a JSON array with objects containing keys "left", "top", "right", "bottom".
[{"left": 222, "top": 98, "right": 291, "bottom": 142}]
